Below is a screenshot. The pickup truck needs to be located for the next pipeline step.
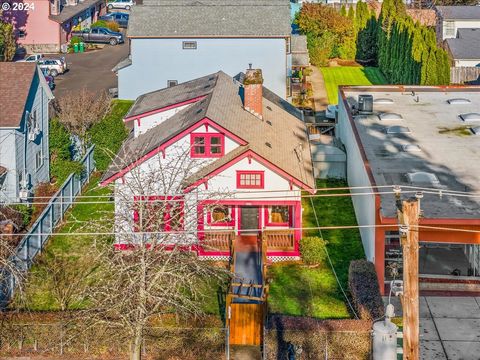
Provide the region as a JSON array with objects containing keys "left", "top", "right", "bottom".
[{"left": 71, "top": 27, "right": 124, "bottom": 46}]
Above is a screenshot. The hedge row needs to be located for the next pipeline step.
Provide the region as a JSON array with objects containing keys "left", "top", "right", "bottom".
[{"left": 348, "top": 260, "right": 384, "bottom": 321}]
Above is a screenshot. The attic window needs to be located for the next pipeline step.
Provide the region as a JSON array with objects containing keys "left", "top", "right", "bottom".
[
  {"left": 402, "top": 144, "right": 422, "bottom": 153},
  {"left": 447, "top": 98, "right": 471, "bottom": 105},
  {"left": 387, "top": 126, "right": 411, "bottom": 134},
  {"left": 374, "top": 98, "right": 394, "bottom": 104},
  {"left": 407, "top": 172, "right": 440, "bottom": 185},
  {"left": 379, "top": 113, "right": 403, "bottom": 121},
  {"left": 459, "top": 113, "right": 480, "bottom": 122},
  {"left": 471, "top": 127, "right": 480, "bottom": 135}
]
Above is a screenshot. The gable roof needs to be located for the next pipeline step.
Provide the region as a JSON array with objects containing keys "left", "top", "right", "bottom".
[
  {"left": 127, "top": 4, "right": 291, "bottom": 38},
  {"left": 446, "top": 35, "right": 480, "bottom": 60},
  {"left": 435, "top": 6, "right": 480, "bottom": 20},
  {"left": 102, "top": 71, "right": 315, "bottom": 190},
  {"left": 0, "top": 63, "right": 37, "bottom": 128}
]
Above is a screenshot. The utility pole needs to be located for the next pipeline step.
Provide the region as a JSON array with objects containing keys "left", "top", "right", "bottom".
[{"left": 395, "top": 188, "right": 421, "bottom": 360}]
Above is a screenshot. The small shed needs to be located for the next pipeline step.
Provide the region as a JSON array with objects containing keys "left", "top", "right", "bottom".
[{"left": 309, "top": 134, "right": 346, "bottom": 179}]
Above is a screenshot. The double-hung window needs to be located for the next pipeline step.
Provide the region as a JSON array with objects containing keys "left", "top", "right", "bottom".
[
  {"left": 206, "top": 205, "right": 235, "bottom": 226},
  {"left": 236, "top": 171, "right": 264, "bottom": 189},
  {"left": 265, "top": 205, "right": 291, "bottom": 226},
  {"left": 190, "top": 133, "right": 224, "bottom": 158},
  {"left": 133, "top": 196, "right": 184, "bottom": 232}
]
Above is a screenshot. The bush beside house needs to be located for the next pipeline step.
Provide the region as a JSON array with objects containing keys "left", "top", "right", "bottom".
[{"left": 348, "top": 260, "right": 384, "bottom": 321}]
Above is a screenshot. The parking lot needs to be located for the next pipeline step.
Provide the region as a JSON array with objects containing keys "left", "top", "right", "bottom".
[
  {"left": 52, "top": 39, "right": 129, "bottom": 98},
  {"left": 385, "top": 296, "right": 480, "bottom": 359}
]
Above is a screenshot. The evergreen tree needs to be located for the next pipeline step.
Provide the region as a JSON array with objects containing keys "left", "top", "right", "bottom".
[{"left": 340, "top": 4, "right": 347, "bottom": 16}]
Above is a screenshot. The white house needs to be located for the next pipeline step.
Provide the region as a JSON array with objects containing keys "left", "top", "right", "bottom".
[
  {"left": 113, "top": 1, "right": 293, "bottom": 100},
  {"left": 0, "top": 63, "right": 54, "bottom": 203},
  {"left": 101, "top": 69, "right": 315, "bottom": 260},
  {"left": 435, "top": 6, "right": 480, "bottom": 42}
]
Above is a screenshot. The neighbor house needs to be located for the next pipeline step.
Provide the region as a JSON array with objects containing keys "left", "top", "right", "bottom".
[
  {"left": 445, "top": 28, "right": 480, "bottom": 68},
  {"left": 435, "top": 6, "right": 480, "bottom": 43},
  {"left": 0, "top": 63, "right": 54, "bottom": 203},
  {"left": 100, "top": 69, "right": 315, "bottom": 260},
  {"left": 336, "top": 85, "right": 480, "bottom": 294},
  {"left": 114, "top": 1, "right": 293, "bottom": 100},
  {"left": 3, "top": 0, "right": 106, "bottom": 53}
]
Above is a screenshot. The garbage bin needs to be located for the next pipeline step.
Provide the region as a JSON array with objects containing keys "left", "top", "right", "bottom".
[
  {"left": 73, "top": 43, "right": 79, "bottom": 53},
  {"left": 79, "top": 42, "right": 85, "bottom": 52}
]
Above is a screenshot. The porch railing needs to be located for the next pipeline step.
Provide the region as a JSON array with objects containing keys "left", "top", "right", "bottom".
[
  {"left": 203, "top": 231, "right": 235, "bottom": 252},
  {"left": 263, "top": 229, "right": 295, "bottom": 251}
]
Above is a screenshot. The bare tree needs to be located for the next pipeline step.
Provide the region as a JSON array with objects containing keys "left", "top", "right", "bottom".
[
  {"left": 54, "top": 89, "right": 111, "bottom": 156},
  {"left": 84, "top": 143, "right": 231, "bottom": 360}
]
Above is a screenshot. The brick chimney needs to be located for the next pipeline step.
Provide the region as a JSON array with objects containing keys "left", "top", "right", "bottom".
[{"left": 243, "top": 67, "right": 263, "bottom": 119}]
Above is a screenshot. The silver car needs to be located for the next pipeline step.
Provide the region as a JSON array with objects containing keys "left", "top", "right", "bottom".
[
  {"left": 107, "top": 0, "right": 134, "bottom": 10},
  {"left": 37, "top": 57, "right": 67, "bottom": 77}
]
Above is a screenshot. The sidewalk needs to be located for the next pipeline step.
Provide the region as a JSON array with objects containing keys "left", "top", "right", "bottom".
[{"left": 309, "top": 66, "right": 329, "bottom": 111}]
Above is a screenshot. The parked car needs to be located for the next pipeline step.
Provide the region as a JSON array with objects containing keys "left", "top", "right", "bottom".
[
  {"left": 41, "top": 68, "right": 55, "bottom": 90},
  {"left": 16, "top": 53, "right": 43, "bottom": 62},
  {"left": 71, "top": 27, "right": 124, "bottom": 46},
  {"left": 107, "top": 0, "right": 134, "bottom": 10},
  {"left": 99, "top": 12, "right": 129, "bottom": 28},
  {"left": 325, "top": 105, "right": 338, "bottom": 120},
  {"left": 37, "top": 57, "right": 67, "bottom": 77}
]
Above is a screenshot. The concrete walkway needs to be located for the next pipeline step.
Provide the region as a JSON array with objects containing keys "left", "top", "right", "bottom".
[
  {"left": 309, "top": 66, "right": 329, "bottom": 111},
  {"left": 384, "top": 296, "right": 480, "bottom": 359}
]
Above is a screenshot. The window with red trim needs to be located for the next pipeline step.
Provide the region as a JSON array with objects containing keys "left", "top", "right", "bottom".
[
  {"left": 206, "top": 205, "right": 235, "bottom": 227},
  {"left": 264, "top": 205, "right": 292, "bottom": 226},
  {"left": 236, "top": 171, "right": 264, "bottom": 189},
  {"left": 133, "top": 196, "right": 184, "bottom": 232},
  {"left": 190, "top": 133, "right": 224, "bottom": 158}
]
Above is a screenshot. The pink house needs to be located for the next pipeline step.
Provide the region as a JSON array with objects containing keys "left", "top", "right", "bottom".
[
  {"left": 3, "top": 0, "right": 105, "bottom": 53},
  {"left": 100, "top": 69, "right": 316, "bottom": 261}
]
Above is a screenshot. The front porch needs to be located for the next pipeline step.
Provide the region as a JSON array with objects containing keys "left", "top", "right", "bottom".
[{"left": 199, "top": 229, "right": 297, "bottom": 259}]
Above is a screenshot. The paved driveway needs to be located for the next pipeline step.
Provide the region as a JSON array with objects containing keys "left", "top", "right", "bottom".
[
  {"left": 52, "top": 41, "right": 129, "bottom": 98},
  {"left": 385, "top": 296, "right": 480, "bottom": 359}
]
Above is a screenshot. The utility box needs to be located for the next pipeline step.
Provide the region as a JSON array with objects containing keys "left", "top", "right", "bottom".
[{"left": 372, "top": 319, "right": 398, "bottom": 360}]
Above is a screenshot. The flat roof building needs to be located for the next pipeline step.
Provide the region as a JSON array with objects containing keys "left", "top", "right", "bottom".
[{"left": 337, "top": 85, "right": 480, "bottom": 294}]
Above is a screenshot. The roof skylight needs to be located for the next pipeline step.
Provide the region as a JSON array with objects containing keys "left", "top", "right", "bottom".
[
  {"left": 374, "top": 98, "right": 394, "bottom": 104},
  {"left": 402, "top": 144, "right": 422, "bottom": 152},
  {"left": 379, "top": 113, "right": 403, "bottom": 121},
  {"left": 471, "top": 127, "right": 480, "bottom": 135},
  {"left": 387, "top": 126, "right": 411, "bottom": 134},
  {"left": 459, "top": 113, "right": 480, "bottom": 122},
  {"left": 407, "top": 172, "right": 440, "bottom": 185},
  {"left": 447, "top": 98, "right": 471, "bottom": 105}
]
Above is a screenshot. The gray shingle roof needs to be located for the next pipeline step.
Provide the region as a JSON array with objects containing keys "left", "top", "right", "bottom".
[
  {"left": 457, "top": 28, "right": 480, "bottom": 40},
  {"left": 142, "top": 0, "right": 288, "bottom": 4},
  {"left": 127, "top": 4, "right": 291, "bottom": 37},
  {"left": 436, "top": 6, "right": 480, "bottom": 20},
  {"left": 102, "top": 71, "right": 314, "bottom": 189},
  {"left": 49, "top": 0, "right": 104, "bottom": 23},
  {"left": 446, "top": 37, "right": 480, "bottom": 59},
  {"left": 291, "top": 35, "right": 308, "bottom": 53}
]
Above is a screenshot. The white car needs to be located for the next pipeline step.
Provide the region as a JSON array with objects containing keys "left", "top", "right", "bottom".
[
  {"left": 37, "top": 58, "right": 67, "bottom": 77},
  {"left": 325, "top": 104, "right": 338, "bottom": 120},
  {"left": 16, "top": 54, "right": 44, "bottom": 62},
  {"left": 107, "top": 0, "right": 134, "bottom": 10}
]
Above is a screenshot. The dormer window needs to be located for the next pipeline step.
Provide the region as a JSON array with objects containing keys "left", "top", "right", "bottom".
[{"left": 190, "top": 133, "right": 224, "bottom": 158}]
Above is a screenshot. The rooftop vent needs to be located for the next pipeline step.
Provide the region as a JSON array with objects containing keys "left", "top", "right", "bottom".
[
  {"left": 447, "top": 98, "right": 471, "bottom": 105},
  {"left": 387, "top": 126, "right": 411, "bottom": 134},
  {"left": 402, "top": 144, "right": 422, "bottom": 152},
  {"left": 266, "top": 120, "right": 272, "bottom": 126},
  {"left": 407, "top": 171, "right": 440, "bottom": 185},
  {"left": 471, "top": 126, "right": 480, "bottom": 135},
  {"left": 358, "top": 94, "right": 373, "bottom": 114},
  {"left": 204, "top": 84, "right": 211, "bottom": 89},
  {"left": 265, "top": 142, "right": 272, "bottom": 148},
  {"left": 196, "top": 108, "right": 203, "bottom": 114},
  {"left": 379, "top": 113, "right": 403, "bottom": 121},
  {"left": 266, "top": 106, "right": 272, "bottom": 111},
  {"left": 374, "top": 98, "right": 394, "bottom": 104},
  {"left": 459, "top": 113, "right": 480, "bottom": 122}
]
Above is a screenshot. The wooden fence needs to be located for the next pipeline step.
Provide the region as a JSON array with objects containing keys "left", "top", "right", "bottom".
[{"left": 450, "top": 67, "right": 480, "bottom": 85}]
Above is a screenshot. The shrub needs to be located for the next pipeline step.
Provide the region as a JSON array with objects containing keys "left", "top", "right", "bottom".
[
  {"left": 106, "top": 21, "right": 119, "bottom": 32},
  {"left": 11, "top": 204, "right": 33, "bottom": 228},
  {"left": 70, "top": 36, "right": 82, "bottom": 45},
  {"left": 91, "top": 20, "right": 108, "bottom": 29},
  {"left": 89, "top": 100, "right": 132, "bottom": 172},
  {"left": 348, "top": 260, "right": 384, "bottom": 320},
  {"left": 300, "top": 236, "right": 328, "bottom": 265},
  {"left": 91, "top": 20, "right": 119, "bottom": 32}
]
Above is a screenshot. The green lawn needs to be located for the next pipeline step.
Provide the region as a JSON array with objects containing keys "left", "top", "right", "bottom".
[
  {"left": 268, "top": 179, "right": 365, "bottom": 319},
  {"left": 321, "top": 66, "right": 387, "bottom": 104}
]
